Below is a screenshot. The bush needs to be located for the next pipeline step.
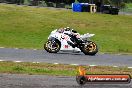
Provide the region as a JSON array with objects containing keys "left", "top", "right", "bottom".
[{"left": 120, "top": 2, "right": 126, "bottom": 9}]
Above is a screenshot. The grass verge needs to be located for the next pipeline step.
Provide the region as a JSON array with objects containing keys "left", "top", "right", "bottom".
[
  {"left": 0, "top": 4, "right": 132, "bottom": 53},
  {"left": 0, "top": 61, "right": 132, "bottom": 77}
]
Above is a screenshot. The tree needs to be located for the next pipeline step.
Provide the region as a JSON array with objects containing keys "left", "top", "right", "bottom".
[
  {"left": 77, "top": 0, "right": 89, "bottom": 3},
  {"left": 110, "top": 0, "right": 127, "bottom": 8},
  {"left": 64, "top": 0, "right": 75, "bottom": 4},
  {"left": 45, "top": 0, "right": 75, "bottom": 4}
]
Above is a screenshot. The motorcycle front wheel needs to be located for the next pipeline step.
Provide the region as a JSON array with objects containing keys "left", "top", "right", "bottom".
[
  {"left": 44, "top": 40, "right": 61, "bottom": 53},
  {"left": 81, "top": 41, "right": 98, "bottom": 55}
]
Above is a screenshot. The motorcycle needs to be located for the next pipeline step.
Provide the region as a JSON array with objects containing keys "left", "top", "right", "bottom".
[{"left": 44, "top": 28, "right": 98, "bottom": 55}]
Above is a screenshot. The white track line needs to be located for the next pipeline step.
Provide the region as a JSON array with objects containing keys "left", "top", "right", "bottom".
[
  {"left": 32, "top": 62, "right": 40, "bottom": 63},
  {"left": 33, "top": 49, "right": 37, "bottom": 50},
  {"left": 54, "top": 63, "right": 59, "bottom": 65},
  {"left": 0, "top": 60, "right": 4, "bottom": 61},
  {"left": 0, "top": 47, "right": 4, "bottom": 48},
  {"left": 14, "top": 61, "right": 22, "bottom": 63},
  {"left": 15, "top": 48, "right": 18, "bottom": 49},
  {"left": 89, "top": 65, "right": 97, "bottom": 67},
  {"left": 113, "top": 66, "right": 118, "bottom": 67},
  {"left": 70, "top": 64, "right": 79, "bottom": 66},
  {"left": 128, "top": 67, "right": 132, "bottom": 69}
]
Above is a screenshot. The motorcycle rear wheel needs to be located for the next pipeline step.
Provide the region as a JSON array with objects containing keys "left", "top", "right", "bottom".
[
  {"left": 81, "top": 41, "right": 98, "bottom": 55},
  {"left": 44, "top": 40, "right": 61, "bottom": 53}
]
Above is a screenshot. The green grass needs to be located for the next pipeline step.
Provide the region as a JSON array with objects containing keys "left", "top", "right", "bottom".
[
  {"left": 0, "top": 4, "right": 132, "bottom": 53},
  {"left": 121, "top": 3, "right": 132, "bottom": 13},
  {"left": 0, "top": 61, "right": 132, "bottom": 76},
  {"left": 0, "top": 61, "right": 77, "bottom": 76}
]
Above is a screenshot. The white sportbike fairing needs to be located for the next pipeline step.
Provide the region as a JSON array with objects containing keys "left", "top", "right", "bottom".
[{"left": 44, "top": 29, "right": 98, "bottom": 55}]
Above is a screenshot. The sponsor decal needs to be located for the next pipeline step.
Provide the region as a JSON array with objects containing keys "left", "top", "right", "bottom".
[
  {"left": 64, "top": 45, "right": 68, "bottom": 48},
  {"left": 76, "top": 66, "right": 131, "bottom": 85},
  {"left": 86, "top": 74, "right": 131, "bottom": 83}
]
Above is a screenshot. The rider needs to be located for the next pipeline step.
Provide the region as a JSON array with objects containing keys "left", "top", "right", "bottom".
[
  {"left": 64, "top": 27, "right": 81, "bottom": 48},
  {"left": 65, "top": 27, "right": 81, "bottom": 38},
  {"left": 57, "top": 27, "right": 77, "bottom": 34}
]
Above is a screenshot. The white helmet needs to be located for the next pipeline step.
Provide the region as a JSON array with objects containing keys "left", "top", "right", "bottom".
[{"left": 65, "top": 27, "right": 71, "bottom": 31}]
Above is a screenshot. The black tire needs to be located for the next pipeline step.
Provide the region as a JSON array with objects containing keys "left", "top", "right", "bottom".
[
  {"left": 81, "top": 41, "right": 98, "bottom": 55},
  {"left": 44, "top": 40, "right": 61, "bottom": 53},
  {"left": 44, "top": 41, "right": 49, "bottom": 52},
  {"left": 76, "top": 75, "right": 87, "bottom": 86}
]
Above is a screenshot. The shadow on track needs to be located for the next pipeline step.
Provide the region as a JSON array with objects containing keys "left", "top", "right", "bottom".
[{"left": 43, "top": 50, "right": 97, "bottom": 56}]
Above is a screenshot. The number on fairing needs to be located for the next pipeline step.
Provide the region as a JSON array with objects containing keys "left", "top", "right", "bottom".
[{"left": 61, "top": 35, "right": 69, "bottom": 41}]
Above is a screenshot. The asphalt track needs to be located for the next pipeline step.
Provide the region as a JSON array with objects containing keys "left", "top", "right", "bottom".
[
  {"left": 0, "top": 74, "right": 131, "bottom": 88},
  {"left": 0, "top": 48, "right": 132, "bottom": 67}
]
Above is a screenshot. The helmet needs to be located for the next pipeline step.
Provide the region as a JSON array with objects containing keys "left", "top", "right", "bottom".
[
  {"left": 66, "top": 27, "right": 70, "bottom": 29},
  {"left": 65, "top": 27, "right": 71, "bottom": 31},
  {"left": 58, "top": 28, "right": 64, "bottom": 33}
]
